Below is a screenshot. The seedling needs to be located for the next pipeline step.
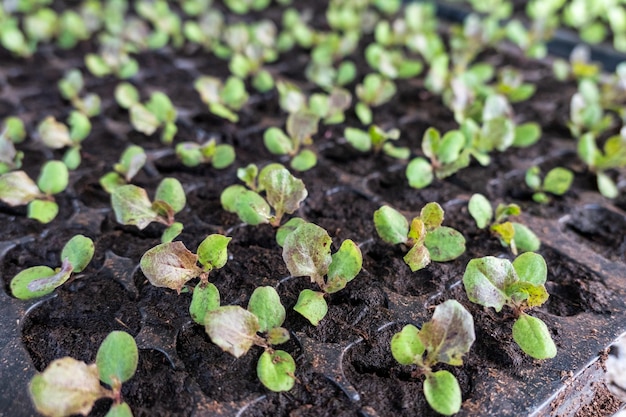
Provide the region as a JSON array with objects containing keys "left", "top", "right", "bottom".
[
  {"left": 364, "top": 43, "right": 423, "bottom": 80},
  {"left": 263, "top": 111, "right": 320, "bottom": 171},
  {"left": 204, "top": 286, "right": 296, "bottom": 392},
  {"left": 175, "top": 138, "right": 235, "bottom": 169},
  {"left": 99, "top": 145, "right": 147, "bottom": 193},
  {"left": 355, "top": 73, "right": 397, "bottom": 125},
  {"left": 140, "top": 234, "right": 231, "bottom": 292},
  {"left": 0, "top": 160, "right": 69, "bottom": 223},
  {"left": 463, "top": 253, "right": 557, "bottom": 359},
  {"left": 468, "top": 193, "right": 540, "bottom": 254},
  {"left": 525, "top": 166, "right": 574, "bottom": 203},
  {"left": 577, "top": 131, "right": 626, "bottom": 199},
  {"left": 373, "top": 203, "right": 466, "bottom": 272},
  {"left": 2, "top": 116, "right": 26, "bottom": 144},
  {"left": 29, "top": 331, "right": 137, "bottom": 417},
  {"left": 221, "top": 163, "right": 307, "bottom": 227},
  {"left": 10, "top": 234, "right": 94, "bottom": 300},
  {"left": 344, "top": 125, "right": 409, "bottom": 159},
  {"left": 37, "top": 113, "right": 91, "bottom": 169},
  {"left": 194, "top": 75, "right": 249, "bottom": 123},
  {"left": 281, "top": 221, "right": 362, "bottom": 325},
  {"left": 391, "top": 300, "right": 475, "bottom": 415},
  {"left": 58, "top": 69, "right": 102, "bottom": 117},
  {"left": 111, "top": 178, "right": 186, "bottom": 242},
  {"left": 0, "top": 121, "right": 24, "bottom": 174},
  {"left": 85, "top": 37, "right": 139, "bottom": 79}
]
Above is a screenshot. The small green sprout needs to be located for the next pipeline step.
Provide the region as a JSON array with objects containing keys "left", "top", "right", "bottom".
[
  {"left": 58, "top": 69, "right": 102, "bottom": 117},
  {"left": 0, "top": 160, "right": 69, "bottom": 223},
  {"left": 37, "top": 113, "right": 91, "bottom": 169},
  {"left": 0, "top": 18, "right": 32, "bottom": 57},
  {"left": 463, "top": 253, "right": 557, "bottom": 359},
  {"left": 140, "top": 234, "right": 231, "bottom": 293},
  {"left": 0, "top": 122, "right": 24, "bottom": 174},
  {"left": 344, "top": 125, "right": 409, "bottom": 159},
  {"left": 111, "top": 178, "right": 186, "bottom": 242},
  {"left": 364, "top": 43, "right": 423, "bottom": 80},
  {"left": 221, "top": 163, "right": 307, "bottom": 227},
  {"left": 175, "top": 139, "right": 235, "bottom": 169},
  {"left": 29, "top": 331, "right": 137, "bottom": 417},
  {"left": 2, "top": 116, "right": 26, "bottom": 144},
  {"left": 373, "top": 203, "right": 466, "bottom": 272},
  {"left": 11, "top": 234, "right": 94, "bottom": 300},
  {"left": 99, "top": 145, "right": 147, "bottom": 193},
  {"left": 468, "top": 193, "right": 540, "bottom": 254},
  {"left": 194, "top": 75, "right": 249, "bottom": 123},
  {"left": 263, "top": 111, "right": 320, "bottom": 171},
  {"left": 355, "top": 73, "right": 397, "bottom": 125},
  {"left": 525, "top": 166, "right": 574, "bottom": 203},
  {"left": 391, "top": 300, "right": 475, "bottom": 416},
  {"left": 577, "top": 131, "right": 626, "bottom": 199},
  {"left": 281, "top": 221, "right": 362, "bottom": 325},
  {"left": 85, "top": 39, "right": 139, "bottom": 79}
]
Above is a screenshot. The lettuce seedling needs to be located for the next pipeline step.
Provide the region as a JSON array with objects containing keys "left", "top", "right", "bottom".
[
  {"left": 175, "top": 138, "right": 235, "bottom": 169},
  {"left": 373, "top": 203, "right": 466, "bottom": 272},
  {"left": 344, "top": 125, "right": 409, "bottom": 159},
  {"left": 525, "top": 166, "right": 574, "bottom": 203},
  {"left": 0, "top": 131, "right": 23, "bottom": 175},
  {"left": 221, "top": 163, "right": 307, "bottom": 227},
  {"left": 0, "top": 160, "right": 69, "bottom": 223},
  {"left": 99, "top": 145, "right": 147, "bottom": 193},
  {"left": 463, "top": 253, "right": 557, "bottom": 359},
  {"left": 276, "top": 82, "right": 351, "bottom": 125},
  {"left": 37, "top": 113, "right": 91, "bottom": 169},
  {"left": 468, "top": 193, "right": 541, "bottom": 254},
  {"left": 364, "top": 43, "right": 423, "bottom": 80},
  {"left": 11, "top": 234, "right": 94, "bottom": 300},
  {"left": 355, "top": 73, "right": 397, "bottom": 125},
  {"left": 391, "top": 300, "right": 475, "bottom": 415},
  {"left": 194, "top": 75, "right": 249, "bottom": 123},
  {"left": 263, "top": 111, "right": 320, "bottom": 171},
  {"left": 140, "top": 234, "right": 231, "bottom": 293},
  {"left": 29, "top": 331, "right": 137, "bottom": 417},
  {"left": 111, "top": 178, "right": 186, "bottom": 242},
  {"left": 57, "top": 69, "right": 102, "bottom": 117},
  {"left": 85, "top": 39, "right": 139, "bottom": 79},
  {"left": 204, "top": 286, "right": 296, "bottom": 392},
  {"left": 577, "top": 131, "right": 626, "bottom": 199},
  {"left": 281, "top": 221, "right": 362, "bottom": 325}
]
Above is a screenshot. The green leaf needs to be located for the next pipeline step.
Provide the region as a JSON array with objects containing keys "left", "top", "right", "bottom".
[
  {"left": 423, "top": 370, "right": 462, "bottom": 416},
  {"left": 286, "top": 111, "right": 319, "bottom": 146},
  {"left": 264, "top": 127, "right": 294, "bottom": 155},
  {"left": 189, "top": 282, "right": 220, "bottom": 325},
  {"left": 293, "top": 289, "right": 328, "bottom": 326},
  {"left": 512, "top": 314, "right": 557, "bottom": 359},
  {"left": 282, "top": 222, "right": 332, "bottom": 285},
  {"left": 115, "top": 145, "right": 146, "bottom": 181},
  {"left": 114, "top": 82, "right": 140, "bottom": 109},
  {"left": 290, "top": 149, "right": 317, "bottom": 171},
  {"left": 325, "top": 239, "right": 362, "bottom": 293},
  {"left": 37, "top": 117, "right": 72, "bottom": 149},
  {"left": 468, "top": 194, "right": 493, "bottom": 229},
  {"left": 139, "top": 241, "right": 202, "bottom": 292},
  {"left": 420, "top": 202, "right": 444, "bottom": 230},
  {"left": 155, "top": 178, "right": 186, "bottom": 214},
  {"left": 424, "top": 226, "right": 466, "bottom": 262},
  {"left": 28, "top": 200, "right": 59, "bottom": 224},
  {"left": 512, "top": 252, "right": 547, "bottom": 285},
  {"left": 438, "top": 131, "right": 465, "bottom": 164},
  {"left": 197, "top": 234, "right": 231, "bottom": 270},
  {"left": 260, "top": 166, "right": 308, "bottom": 220},
  {"left": 513, "top": 122, "right": 541, "bottom": 147},
  {"left": 38, "top": 161, "right": 69, "bottom": 195},
  {"left": 525, "top": 166, "right": 542, "bottom": 191},
  {"left": 0, "top": 171, "right": 41, "bottom": 206},
  {"left": 512, "top": 223, "right": 541, "bottom": 253},
  {"left": 161, "top": 222, "right": 183, "bottom": 243},
  {"left": 62, "top": 147, "right": 81, "bottom": 170},
  {"left": 248, "top": 286, "right": 285, "bottom": 332},
  {"left": 99, "top": 172, "right": 126, "bottom": 194},
  {"left": 344, "top": 127, "right": 371, "bottom": 152},
  {"left": 543, "top": 167, "right": 573, "bottom": 196},
  {"left": 205, "top": 306, "right": 261, "bottom": 358},
  {"left": 390, "top": 324, "right": 424, "bottom": 365},
  {"left": 463, "top": 256, "right": 517, "bottom": 311},
  {"left": 257, "top": 350, "right": 296, "bottom": 392},
  {"left": 373, "top": 205, "right": 408, "bottom": 245},
  {"left": 96, "top": 331, "right": 138, "bottom": 386},
  {"left": 276, "top": 217, "right": 307, "bottom": 247},
  {"left": 68, "top": 111, "right": 91, "bottom": 143},
  {"left": 61, "top": 235, "right": 94, "bottom": 273},
  {"left": 506, "top": 281, "right": 549, "bottom": 307},
  {"left": 11, "top": 262, "right": 72, "bottom": 300},
  {"left": 129, "top": 103, "right": 160, "bottom": 136},
  {"left": 104, "top": 402, "right": 133, "bottom": 417},
  {"left": 29, "top": 358, "right": 105, "bottom": 417},
  {"left": 406, "top": 157, "right": 434, "bottom": 189},
  {"left": 111, "top": 185, "right": 159, "bottom": 230},
  {"left": 234, "top": 189, "right": 272, "bottom": 225},
  {"left": 267, "top": 327, "right": 290, "bottom": 345},
  {"left": 213, "top": 144, "right": 236, "bottom": 169},
  {"left": 403, "top": 244, "right": 431, "bottom": 272},
  {"left": 597, "top": 172, "right": 618, "bottom": 199}
]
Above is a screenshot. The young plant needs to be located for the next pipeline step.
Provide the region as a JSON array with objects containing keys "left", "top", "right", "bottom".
[
  {"left": 140, "top": 234, "right": 231, "bottom": 292},
  {"left": 203, "top": 286, "right": 296, "bottom": 392},
  {"left": 29, "top": 331, "right": 137, "bottom": 417},
  {"left": 391, "top": 300, "right": 475, "bottom": 416},
  {"left": 0, "top": 118, "right": 25, "bottom": 174},
  {"left": 525, "top": 166, "right": 574, "bottom": 203},
  {"left": 99, "top": 145, "right": 147, "bottom": 193},
  {"left": 10, "top": 234, "right": 94, "bottom": 300},
  {"left": 468, "top": 193, "right": 541, "bottom": 254},
  {"left": 373, "top": 203, "right": 466, "bottom": 272},
  {"left": 58, "top": 69, "right": 102, "bottom": 117},
  {"left": 577, "top": 131, "right": 626, "bottom": 199},
  {"left": 194, "top": 75, "right": 249, "bottom": 123},
  {"left": 0, "top": 160, "right": 69, "bottom": 223},
  {"left": 263, "top": 111, "right": 320, "bottom": 171},
  {"left": 221, "top": 163, "right": 307, "bottom": 227},
  {"left": 344, "top": 125, "right": 409, "bottom": 159},
  {"left": 111, "top": 178, "right": 186, "bottom": 242},
  {"left": 280, "top": 221, "right": 362, "bottom": 325},
  {"left": 37, "top": 113, "right": 91, "bottom": 169},
  {"left": 462, "top": 253, "right": 557, "bottom": 359},
  {"left": 85, "top": 38, "right": 139, "bottom": 79},
  {"left": 175, "top": 138, "right": 235, "bottom": 169},
  {"left": 354, "top": 73, "right": 397, "bottom": 125}
]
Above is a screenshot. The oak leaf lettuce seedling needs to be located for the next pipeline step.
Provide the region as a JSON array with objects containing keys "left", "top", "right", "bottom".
[
  {"left": 391, "top": 300, "right": 475, "bottom": 415},
  {"left": 175, "top": 138, "right": 235, "bottom": 169},
  {"left": 344, "top": 125, "right": 409, "bottom": 159},
  {"left": 263, "top": 111, "right": 320, "bottom": 171},
  {"left": 194, "top": 75, "right": 249, "bottom": 123},
  {"left": 99, "top": 145, "right": 147, "bottom": 193},
  {"left": 37, "top": 113, "right": 91, "bottom": 169}
]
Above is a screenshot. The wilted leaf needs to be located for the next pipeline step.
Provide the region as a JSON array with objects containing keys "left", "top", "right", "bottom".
[
  {"left": 129, "top": 103, "right": 160, "bottom": 136},
  {"left": 420, "top": 202, "right": 444, "bottom": 230},
  {"left": 276, "top": 217, "right": 307, "bottom": 247},
  {"left": 140, "top": 241, "right": 202, "bottom": 292},
  {"left": 260, "top": 167, "right": 307, "bottom": 219},
  {"left": 403, "top": 244, "right": 431, "bottom": 272},
  {"left": 205, "top": 306, "right": 261, "bottom": 358},
  {"left": 37, "top": 116, "right": 72, "bottom": 149},
  {"left": 257, "top": 350, "right": 296, "bottom": 392},
  {"left": 96, "top": 331, "right": 138, "bottom": 387}
]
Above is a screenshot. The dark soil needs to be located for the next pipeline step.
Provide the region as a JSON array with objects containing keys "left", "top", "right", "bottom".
[{"left": 1, "top": 1, "right": 625, "bottom": 417}]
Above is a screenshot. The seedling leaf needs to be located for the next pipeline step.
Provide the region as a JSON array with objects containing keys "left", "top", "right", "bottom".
[
  {"left": 38, "top": 161, "right": 69, "bottom": 195},
  {"left": 543, "top": 167, "right": 574, "bottom": 196},
  {"left": 61, "top": 235, "right": 94, "bottom": 273},
  {"left": 260, "top": 167, "right": 307, "bottom": 219},
  {"left": 390, "top": 324, "right": 425, "bottom": 365},
  {"left": 155, "top": 178, "right": 186, "bottom": 214},
  {"left": 104, "top": 402, "right": 133, "bottom": 417},
  {"left": 0, "top": 171, "right": 42, "bottom": 206},
  {"left": 190, "top": 282, "right": 220, "bottom": 325},
  {"left": 512, "top": 223, "right": 541, "bottom": 252},
  {"left": 161, "top": 222, "right": 183, "bottom": 243},
  {"left": 512, "top": 252, "right": 547, "bottom": 285},
  {"left": 140, "top": 241, "right": 202, "bottom": 292},
  {"left": 424, "top": 227, "right": 466, "bottom": 262},
  {"left": 276, "top": 217, "right": 307, "bottom": 247},
  {"left": 373, "top": 205, "right": 408, "bottom": 245},
  {"left": 282, "top": 222, "right": 332, "bottom": 285},
  {"left": 11, "top": 263, "right": 72, "bottom": 300},
  {"left": 512, "top": 314, "right": 557, "bottom": 359},
  {"left": 290, "top": 149, "right": 317, "bottom": 171},
  {"left": 264, "top": 127, "right": 293, "bottom": 155},
  {"left": 111, "top": 185, "right": 159, "bottom": 230},
  {"left": 248, "top": 286, "right": 286, "bottom": 332},
  {"left": 205, "top": 306, "right": 261, "bottom": 358},
  {"left": 403, "top": 244, "right": 431, "bottom": 271},
  {"left": 257, "top": 350, "right": 296, "bottom": 392},
  {"left": 293, "top": 289, "right": 327, "bottom": 326},
  {"left": 423, "top": 370, "right": 462, "bottom": 416},
  {"left": 420, "top": 202, "right": 444, "bottom": 230},
  {"left": 463, "top": 257, "right": 516, "bottom": 311},
  {"left": 28, "top": 200, "right": 59, "bottom": 224},
  {"left": 468, "top": 194, "right": 493, "bottom": 229},
  {"left": 197, "top": 234, "right": 231, "bottom": 271},
  {"left": 236, "top": 190, "right": 272, "bottom": 225},
  {"left": 96, "top": 331, "right": 138, "bottom": 387},
  {"left": 406, "top": 157, "right": 434, "bottom": 189},
  {"left": 325, "top": 239, "right": 362, "bottom": 293}
]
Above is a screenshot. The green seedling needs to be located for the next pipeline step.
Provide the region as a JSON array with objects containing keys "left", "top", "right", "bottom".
[
  {"left": 224, "top": 0, "right": 270, "bottom": 14},
  {"left": 0, "top": 160, "right": 69, "bottom": 223},
  {"left": 58, "top": 69, "right": 102, "bottom": 117},
  {"left": 305, "top": 58, "right": 357, "bottom": 90},
  {"left": 85, "top": 37, "right": 139, "bottom": 79},
  {"left": 175, "top": 138, "right": 235, "bottom": 169},
  {"left": 568, "top": 78, "right": 612, "bottom": 139},
  {"left": 0, "top": 120, "right": 25, "bottom": 174},
  {"left": 344, "top": 125, "right": 409, "bottom": 159},
  {"left": 525, "top": 166, "right": 574, "bottom": 203},
  {"left": 276, "top": 82, "right": 351, "bottom": 125},
  {"left": 391, "top": 300, "right": 475, "bottom": 416},
  {"left": 37, "top": 113, "right": 91, "bottom": 169},
  {"left": 463, "top": 253, "right": 557, "bottom": 359},
  {"left": 280, "top": 221, "right": 362, "bottom": 325},
  {"left": 29, "top": 331, "right": 137, "bottom": 417},
  {"left": 364, "top": 43, "right": 423, "bottom": 80},
  {"left": 140, "top": 234, "right": 231, "bottom": 293},
  {"left": 99, "top": 145, "right": 147, "bottom": 193},
  {"left": 204, "top": 286, "right": 296, "bottom": 392},
  {"left": 115, "top": 83, "right": 178, "bottom": 144},
  {"left": 577, "top": 131, "right": 626, "bottom": 199},
  {"left": 135, "top": 0, "right": 184, "bottom": 49},
  {"left": 355, "top": 73, "right": 397, "bottom": 125},
  {"left": 373, "top": 203, "right": 466, "bottom": 272},
  {"left": 194, "top": 75, "right": 249, "bottom": 123},
  {"left": 10, "top": 234, "right": 94, "bottom": 300},
  {"left": 221, "top": 163, "right": 307, "bottom": 227},
  {"left": 2, "top": 116, "right": 26, "bottom": 144},
  {"left": 111, "top": 178, "right": 186, "bottom": 242},
  {"left": 263, "top": 111, "right": 320, "bottom": 171},
  {"left": 468, "top": 193, "right": 541, "bottom": 254},
  {"left": 183, "top": 8, "right": 224, "bottom": 51},
  {"left": 0, "top": 17, "right": 33, "bottom": 57}
]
